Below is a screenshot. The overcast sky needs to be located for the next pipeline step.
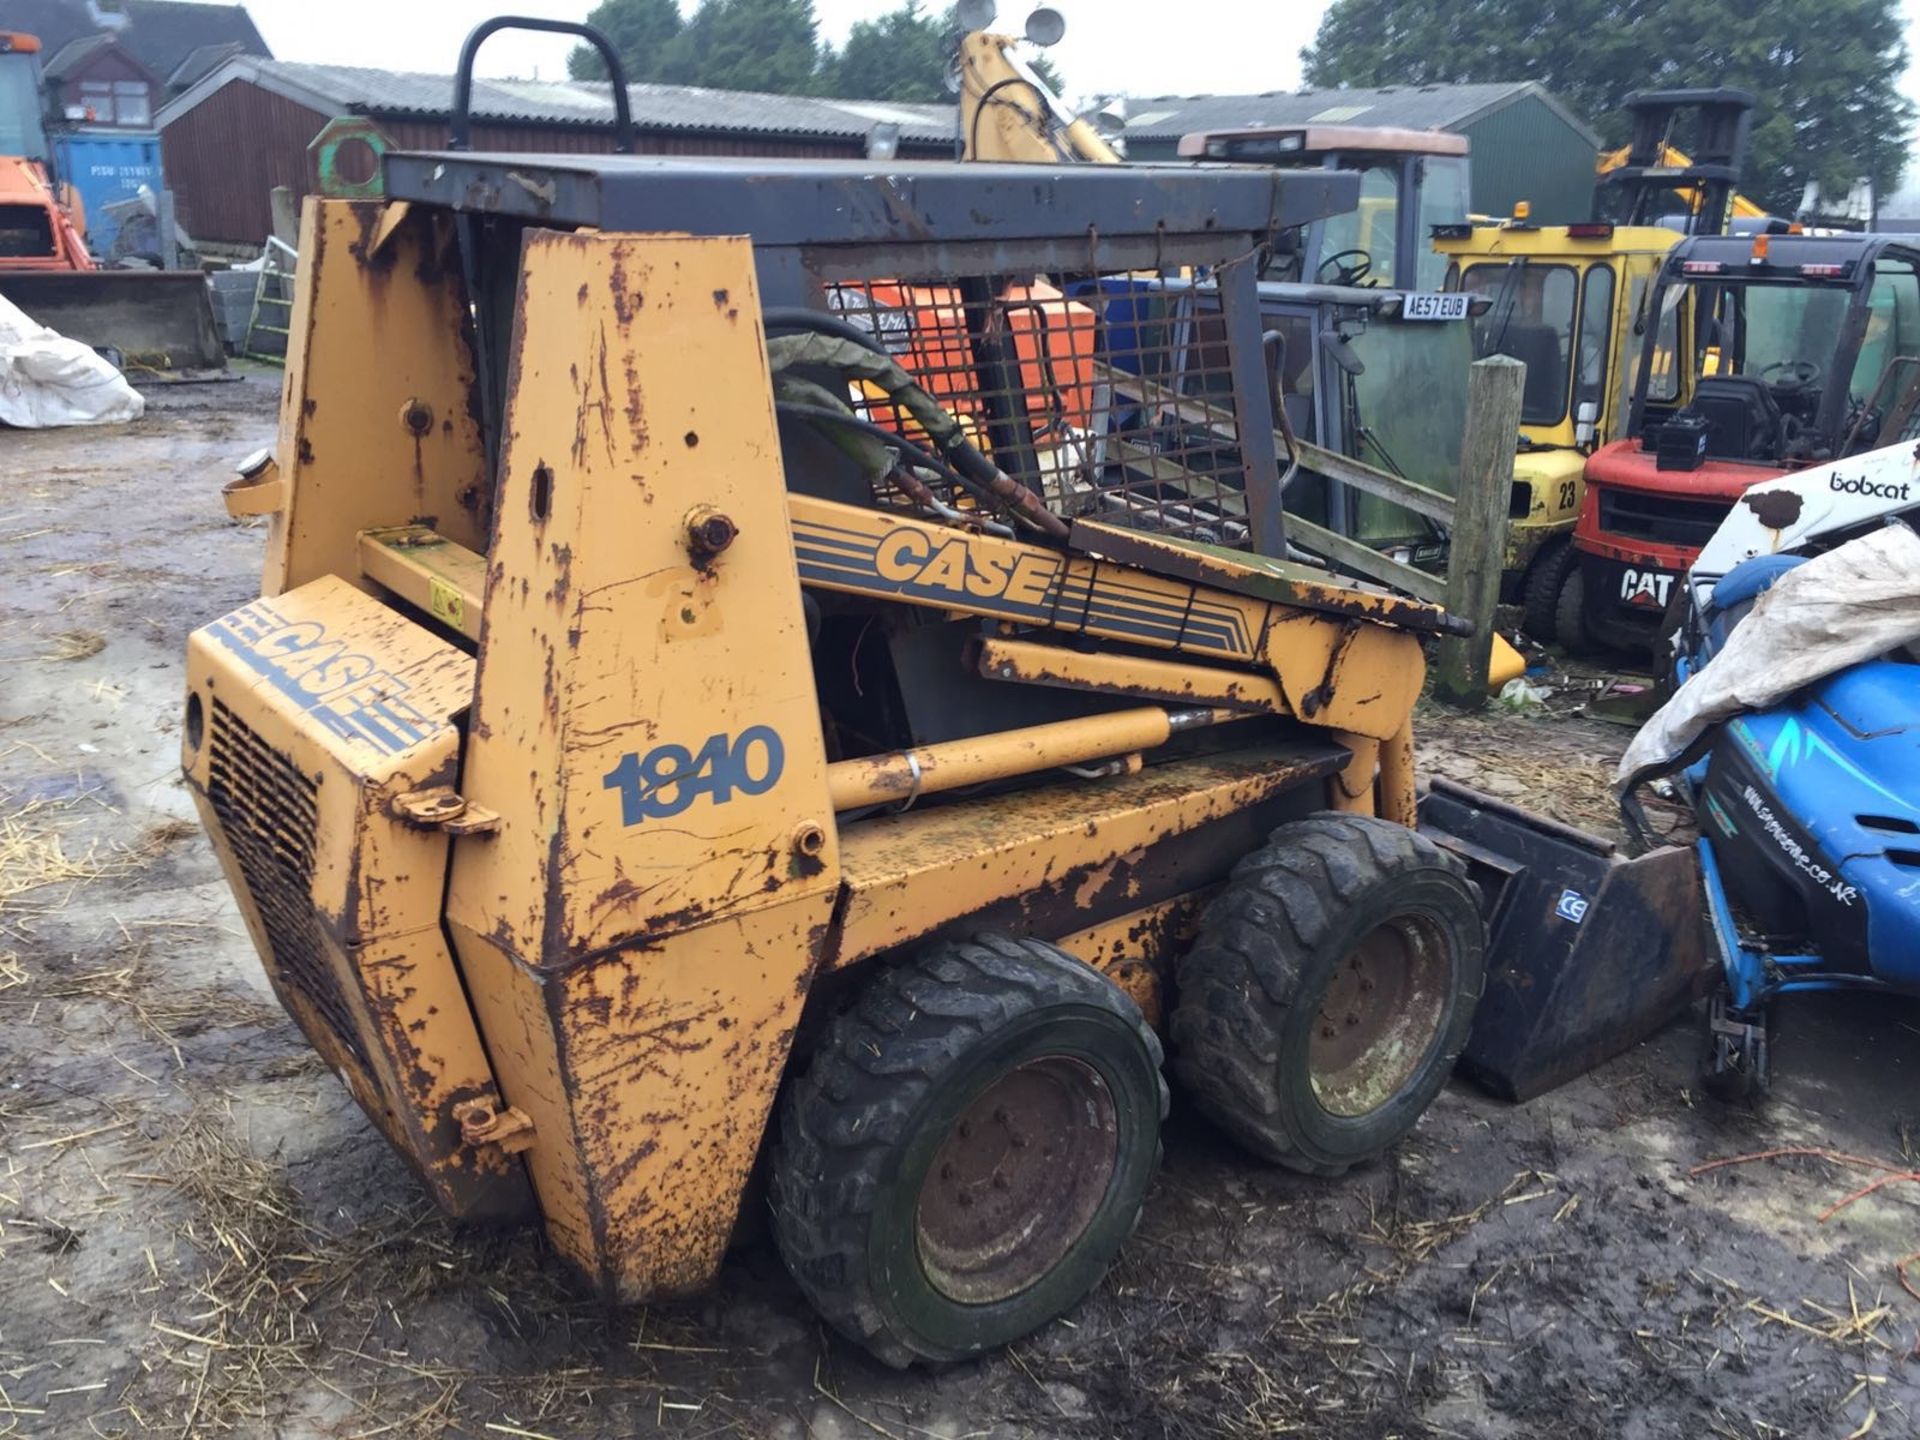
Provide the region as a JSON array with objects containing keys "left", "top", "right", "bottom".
[{"left": 245, "top": 0, "right": 1920, "bottom": 111}]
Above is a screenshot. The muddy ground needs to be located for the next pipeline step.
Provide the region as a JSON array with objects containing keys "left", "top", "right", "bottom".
[{"left": 4, "top": 378, "right": 1920, "bottom": 1439}]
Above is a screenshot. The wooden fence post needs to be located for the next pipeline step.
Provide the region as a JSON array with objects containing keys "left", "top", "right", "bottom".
[{"left": 1435, "top": 355, "right": 1526, "bottom": 709}]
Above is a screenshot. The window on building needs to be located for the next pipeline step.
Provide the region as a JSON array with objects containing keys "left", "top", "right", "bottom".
[{"left": 77, "top": 78, "right": 151, "bottom": 126}]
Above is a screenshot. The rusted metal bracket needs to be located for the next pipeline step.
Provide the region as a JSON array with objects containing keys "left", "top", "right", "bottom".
[
  {"left": 1298, "top": 620, "right": 1363, "bottom": 720},
  {"left": 453, "top": 1097, "right": 535, "bottom": 1156},
  {"left": 391, "top": 785, "right": 501, "bottom": 836},
  {"left": 222, "top": 451, "right": 285, "bottom": 518}
]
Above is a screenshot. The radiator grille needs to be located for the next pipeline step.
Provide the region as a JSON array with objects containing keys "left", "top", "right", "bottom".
[
  {"left": 207, "top": 700, "right": 364, "bottom": 1062},
  {"left": 1596, "top": 486, "right": 1728, "bottom": 549}
]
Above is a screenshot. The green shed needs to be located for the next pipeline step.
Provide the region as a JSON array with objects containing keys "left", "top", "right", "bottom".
[{"left": 1124, "top": 82, "right": 1602, "bottom": 224}]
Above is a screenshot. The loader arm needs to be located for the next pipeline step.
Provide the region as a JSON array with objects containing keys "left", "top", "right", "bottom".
[
  {"left": 957, "top": 29, "right": 1117, "bottom": 164},
  {"left": 354, "top": 489, "right": 1434, "bottom": 751}
]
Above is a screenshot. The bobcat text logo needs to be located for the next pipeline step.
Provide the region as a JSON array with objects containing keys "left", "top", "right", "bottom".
[
  {"left": 1830, "top": 474, "right": 1911, "bottom": 501},
  {"left": 1619, "top": 567, "right": 1673, "bottom": 607},
  {"left": 874, "top": 527, "right": 1060, "bottom": 605}
]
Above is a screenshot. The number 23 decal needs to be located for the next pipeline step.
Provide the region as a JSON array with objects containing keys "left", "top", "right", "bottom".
[{"left": 602, "top": 726, "right": 786, "bottom": 825}]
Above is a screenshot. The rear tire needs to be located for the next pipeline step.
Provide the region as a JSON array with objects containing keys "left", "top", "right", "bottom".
[
  {"left": 1171, "top": 814, "right": 1486, "bottom": 1176},
  {"left": 1555, "top": 562, "right": 1597, "bottom": 656},
  {"left": 1521, "top": 538, "right": 1574, "bottom": 644},
  {"left": 771, "top": 934, "right": 1166, "bottom": 1368},
  {"left": 1700, "top": 992, "right": 1771, "bottom": 1105}
]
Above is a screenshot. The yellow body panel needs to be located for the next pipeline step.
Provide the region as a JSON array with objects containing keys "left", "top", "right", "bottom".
[
  {"left": 1053, "top": 893, "right": 1211, "bottom": 1028},
  {"left": 182, "top": 576, "right": 533, "bottom": 1221},
  {"left": 832, "top": 743, "right": 1345, "bottom": 969},
  {"left": 436, "top": 231, "right": 839, "bottom": 1299},
  {"left": 266, "top": 202, "right": 490, "bottom": 597}
]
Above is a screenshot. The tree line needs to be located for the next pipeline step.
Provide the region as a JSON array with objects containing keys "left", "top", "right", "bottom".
[
  {"left": 567, "top": 0, "right": 1057, "bottom": 102},
  {"left": 568, "top": 0, "right": 1911, "bottom": 214},
  {"left": 1303, "top": 0, "right": 1913, "bottom": 215}
]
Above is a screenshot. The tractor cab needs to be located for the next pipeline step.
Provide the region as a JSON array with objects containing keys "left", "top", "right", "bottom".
[
  {"left": 1179, "top": 125, "right": 1470, "bottom": 292},
  {"left": 1570, "top": 231, "right": 1920, "bottom": 651}
]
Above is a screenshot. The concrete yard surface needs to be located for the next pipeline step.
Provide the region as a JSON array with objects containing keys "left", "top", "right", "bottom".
[{"left": 4, "top": 379, "right": 1920, "bottom": 1438}]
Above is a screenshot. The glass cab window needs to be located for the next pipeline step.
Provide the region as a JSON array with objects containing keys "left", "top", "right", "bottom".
[
  {"left": 1855, "top": 258, "right": 1920, "bottom": 404},
  {"left": 1573, "top": 265, "right": 1616, "bottom": 421},
  {"left": 1459, "top": 262, "right": 1578, "bottom": 423},
  {"left": 0, "top": 52, "right": 47, "bottom": 159},
  {"left": 1318, "top": 166, "right": 1398, "bottom": 287},
  {"left": 1414, "top": 156, "right": 1471, "bottom": 290}
]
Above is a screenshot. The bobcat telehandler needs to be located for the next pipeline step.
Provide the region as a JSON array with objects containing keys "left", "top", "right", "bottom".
[{"left": 184, "top": 16, "right": 1706, "bottom": 1370}]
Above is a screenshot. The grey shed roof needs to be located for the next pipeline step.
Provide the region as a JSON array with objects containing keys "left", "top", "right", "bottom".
[
  {"left": 41, "top": 30, "right": 117, "bottom": 80},
  {"left": 1126, "top": 82, "right": 1600, "bottom": 148},
  {"left": 0, "top": 0, "right": 270, "bottom": 80},
  {"left": 155, "top": 55, "right": 958, "bottom": 145}
]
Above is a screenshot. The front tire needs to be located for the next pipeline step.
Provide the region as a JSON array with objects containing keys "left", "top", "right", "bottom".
[
  {"left": 1171, "top": 814, "right": 1485, "bottom": 1176},
  {"left": 1521, "top": 537, "right": 1575, "bottom": 644},
  {"left": 1555, "top": 562, "right": 1597, "bottom": 656},
  {"left": 771, "top": 934, "right": 1166, "bottom": 1367}
]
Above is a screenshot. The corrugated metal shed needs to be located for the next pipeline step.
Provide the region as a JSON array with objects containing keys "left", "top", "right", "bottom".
[
  {"left": 159, "top": 57, "right": 956, "bottom": 145},
  {"left": 1126, "top": 82, "right": 1602, "bottom": 223},
  {"left": 156, "top": 57, "right": 958, "bottom": 246}
]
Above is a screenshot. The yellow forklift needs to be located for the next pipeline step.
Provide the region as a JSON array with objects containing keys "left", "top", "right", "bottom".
[
  {"left": 185, "top": 17, "right": 1707, "bottom": 1371},
  {"left": 1432, "top": 90, "right": 1757, "bottom": 641}
]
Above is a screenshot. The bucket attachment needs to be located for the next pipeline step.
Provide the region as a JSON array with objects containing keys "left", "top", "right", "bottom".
[
  {"left": 1418, "top": 777, "right": 1710, "bottom": 1101},
  {"left": 0, "top": 270, "right": 225, "bottom": 372}
]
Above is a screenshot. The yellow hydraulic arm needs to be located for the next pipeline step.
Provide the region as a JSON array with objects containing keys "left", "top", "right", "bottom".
[
  {"left": 957, "top": 29, "right": 1117, "bottom": 164},
  {"left": 1596, "top": 141, "right": 1766, "bottom": 220}
]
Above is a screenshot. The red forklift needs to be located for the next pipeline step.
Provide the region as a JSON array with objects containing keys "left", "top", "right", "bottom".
[
  {"left": 1561, "top": 90, "right": 1920, "bottom": 653},
  {"left": 1564, "top": 229, "right": 1920, "bottom": 652}
]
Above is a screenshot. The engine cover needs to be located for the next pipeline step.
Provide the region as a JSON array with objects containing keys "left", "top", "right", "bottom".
[{"left": 183, "top": 575, "right": 533, "bottom": 1222}]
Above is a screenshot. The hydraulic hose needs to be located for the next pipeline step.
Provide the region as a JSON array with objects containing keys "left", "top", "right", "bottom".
[
  {"left": 762, "top": 306, "right": 894, "bottom": 358},
  {"left": 766, "top": 329, "right": 1069, "bottom": 541}
]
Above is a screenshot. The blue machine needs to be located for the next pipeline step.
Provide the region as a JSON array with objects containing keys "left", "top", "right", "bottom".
[
  {"left": 49, "top": 129, "right": 163, "bottom": 256},
  {"left": 1665, "top": 552, "right": 1920, "bottom": 1097}
]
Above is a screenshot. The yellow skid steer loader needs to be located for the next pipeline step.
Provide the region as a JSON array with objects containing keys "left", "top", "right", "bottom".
[{"left": 183, "top": 18, "right": 1705, "bottom": 1369}]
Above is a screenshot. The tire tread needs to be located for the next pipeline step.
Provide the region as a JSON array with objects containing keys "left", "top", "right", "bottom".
[
  {"left": 771, "top": 933, "right": 1165, "bottom": 1367},
  {"left": 1171, "top": 813, "right": 1482, "bottom": 1177}
]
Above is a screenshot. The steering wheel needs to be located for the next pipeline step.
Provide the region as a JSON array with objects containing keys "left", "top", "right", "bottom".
[
  {"left": 1317, "top": 248, "right": 1373, "bottom": 287},
  {"left": 1760, "top": 359, "right": 1822, "bottom": 395}
]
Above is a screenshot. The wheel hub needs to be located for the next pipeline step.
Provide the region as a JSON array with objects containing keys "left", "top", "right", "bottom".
[
  {"left": 914, "top": 1057, "right": 1117, "bottom": 1305},
  {"left": 1308, "top": 915, "right": 1451, "bottom": 1117}
]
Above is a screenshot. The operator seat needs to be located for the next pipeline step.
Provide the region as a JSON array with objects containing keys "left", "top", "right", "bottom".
[
  {"left": 1500, "top": 324, "right": 1565, "bottom": 417},
  {"left": 1691, "top": 375, "right": 1785, "bottom": 462}
]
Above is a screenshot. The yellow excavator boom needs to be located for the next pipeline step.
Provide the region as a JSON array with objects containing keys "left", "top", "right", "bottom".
[{"left": 1596, "top": 141, "right": 1767, "bottom": 219}]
